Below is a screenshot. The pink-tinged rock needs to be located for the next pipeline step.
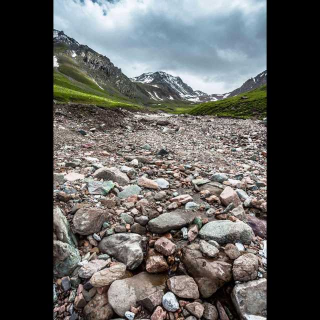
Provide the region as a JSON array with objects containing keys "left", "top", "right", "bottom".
[
  {"left": 233, "top": 253, "right": 259, "bottom": 282},
  {"left": 188, "top": 225, "right": 199, "bottom": 242},
  {"left": 185, "top": 302, "right": 204, "bottom": 319},
  {"left": 170, "top": 194, "right": 193, "bottom": 204},
  {"left": 246, "top": 215, "right": 266, "bottom": 238},
  {"left": 138, "top": 177, "right": 159, "bottom": 190},
  {"left": 155, "top": 237, "right": 177, "bottom": 256},
  {"left": 219, "top": 187, "right": 241, "bottom": 207},
  {"left": 146, "top": 254, "right": 169, "bottom": 273},
  {"left": 74, "top": 293, "right": 87, "bottom": 309},
  {"left": 167, "top": 276, "right": 199, "bottom": 299},
  {"left": 151, "top": 306, "right": 167, "bottom": 320},
  {"left": 83, "top": 292, "right": 114, "bottom": 320}
]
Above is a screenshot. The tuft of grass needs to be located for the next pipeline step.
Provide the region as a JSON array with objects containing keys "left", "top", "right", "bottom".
[{"left": 188, "top": 85, "right": 267, "bottom": 119}]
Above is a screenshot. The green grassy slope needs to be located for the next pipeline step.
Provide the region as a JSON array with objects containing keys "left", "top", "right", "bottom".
[{"left": 187, "top": 85, "right": 267, "bottom": 119}]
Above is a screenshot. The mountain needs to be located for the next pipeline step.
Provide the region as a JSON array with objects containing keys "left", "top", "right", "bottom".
[
  {"left": 228, "top": 70, "right": 267, "bottom": 98},
  {"left": 54, "top": 29, "right": 151, "bottom": 103},
  {"left": 131, "top": 71, "right": 218, "bottom": 103}
]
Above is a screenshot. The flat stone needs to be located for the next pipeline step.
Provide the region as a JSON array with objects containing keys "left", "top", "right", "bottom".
[
  {"left": 90, "top": 263, "right": 127, "bottom": 287},
  {"left": 99, "top": 233, "right": 144, "bottom": 270},
  {"left": 185, "top": 202, "right": 200, "bottom": 210},
  {"left": 210, "top": 173, "right": 228, "bottom": 183},
  {"left": 199, "top": 182, "right": 224, "bottom": 196},
  {"left": 118, "top": 185, "right": 142, "bottom": 199},
  {"left": 154, "top": 237, "right": 176, "bottom": 256},
  {"left": 79, "top": 260, "right": 109, "bottom": 279},
  {"left": 199, "top": 240, "right": 219, "bottom": 258},
  {"left": 155, "top": 178, "right": 169, "bottom": 189},
  {"left": 220, "top": 186, "right": 242, "bottom": 207},
  {"left": 236, "top": 189, "right": 249, "bottom": 201},
  {"left": 87, "top": 181, "right": 115, "bottom": 195},
  {"left": 233, "top": 253, "right": 259, "bottom": 281},
  {"left": 148, "top": 209, "right": 202, "bottom": 234},
  {"left": 199, "top": 220, "right": 254, "bottom": 245},
  {"left": 65, "top": 172, "right": 85, "bottom": 182},
  {"left": 93, "top": 167, "right": 130, "bottom": 186},
  {"left": 170, "top": 194, "right": 193, "bottom": 204},
  {"left": 108, "top": 272, "right": 167, "bottom": 316},
  {"left": 138, "top": 177, "right": 159, "bottom": 189},
  {"left": 162, "top": 292, "right": 179, "bottom": 312},
  {"left": 167, "top": 275, "right": 199, "bottom": 299},
  {"left": 73, "top": 208, "right": 109, "bottom": 235},
  {"left": 231, "top": 279, "right": 267, "bottom": 319}
]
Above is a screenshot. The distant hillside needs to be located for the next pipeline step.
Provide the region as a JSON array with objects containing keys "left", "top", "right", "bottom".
[
  {"left": 188, "top": 85, "right": 266, "bottom": 119},
  {"left": 228, "top": 70, "right": 267, "bottom": 98}
]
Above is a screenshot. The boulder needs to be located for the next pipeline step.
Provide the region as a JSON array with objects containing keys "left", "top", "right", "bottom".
[
  {"left": 146, "top": 254, "right": 169, "bottom": 273},
  {"left": 162, "top": 292, "right": 179, "bottom": 312},
  {"left": 118, "top": 185, "right": 142, "bottom": 199},
  {"left": 199, "top": 240, "right": 219, "bottom": 258},
  {"left": 246, "top": 215, "right": 267, "bottom": 238},
  {"left": 231, "top": 279, "right": 267, "bottom": 319},
  {"left": 203, "top": 302, "right": 218, "bottom": 320},
  {"left": 185, "top": 302, "right": 204, "bottom": 319},
  {"left": 108, "top": 272, "right": 167, "bottom": 316},
  {"left": 233, "top": 253, "right": 259, "bottom": 281},
  {"left": 199, "top": 220, "right": 254, "bottom": 245},
  {"left": 93, "top": 167, "right": 129, "bottom": 186},
  {"left": 219, "top": 186, "right": 242, "bottom": 207},
  {"left": 99, "top": 233, "right": 144, "bottom": 270},
  {"left": 54, "top": 206, "right": 77, "bottom": 247},
  {"left": 148, "top": 209, "right": 203, "bottom": 233},
  {"left": 90, "top": 263, "right": 127, "bottom": 287},
  {"left": 181, "top": 244, "right": 232, "bottom": 298},
  {"left": 79, "top": 260, "right": 109, "bottom": 279},
  {"left": 53, "top": 240, "right": 81, "bottom": 278},
  {"left": 154, "top": 237, "right": 176, "bottom": 256},
  {"left": 73, "top": 208, "right": 109, "bottom": 236},
  {"left": 83, "top": 292, "right": 114, "bottom": 320},
  {"left": 167, "top": 275, "right": 199, "bottom": 299},
  {"left": 224, "top": 244, "right": 241, "bottom": 260}
]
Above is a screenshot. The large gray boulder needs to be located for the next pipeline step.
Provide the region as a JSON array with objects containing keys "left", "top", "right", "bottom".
[
  {"left": 199, "top": 220, "right": 254, "bottom": 245},
  {"left": 53, "top": 240, "right": 81, "bottom": 278},
  {"left": 181, "top": 244, "right": 232, "bottom": 298},
  {"left": 108, "top": 272, "right": 167, "bottom": 317},
  {"left": 148, "top": 209, "right": 204, "bottom": 233},
  {"left": 73, "top": 208, "right": 109, "bottom": 235},
  {"left": 53, "top": 206, "right": 77, "bottom": 247},
  {"left": 99, "top": 233, "right": 144, "bottom": 270},
  {"left": 53, "top": 207, "right": 80, "bottom": 277},
  {"left": 231, "top": 279, "right": 267, "bottom": 319},
  {"left": 93, "top": 167, "right": 129, "bottom": 186}
]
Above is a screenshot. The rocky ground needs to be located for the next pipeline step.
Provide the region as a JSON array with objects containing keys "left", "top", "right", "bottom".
[{"left": 53, "top": 103, "right": 267, "bottom": 320}]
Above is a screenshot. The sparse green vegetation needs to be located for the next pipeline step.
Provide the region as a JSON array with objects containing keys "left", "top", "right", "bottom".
[{"left": 187, "top": 85, "right": 267, "bottom": 119}]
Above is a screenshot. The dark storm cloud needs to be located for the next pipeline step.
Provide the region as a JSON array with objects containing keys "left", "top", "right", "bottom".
[{"left": 54, "top": 0, "right": 266, "bottom": 93}]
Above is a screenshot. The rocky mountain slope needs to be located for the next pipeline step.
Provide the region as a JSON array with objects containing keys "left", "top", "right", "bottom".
[
  {"left": 54, "top": 104, "right": 267, "bottom": 320},
  {"left": 54, "top": 29, "right": 151, "bottom": 102},
  {"left": 228, "top": 71, "right": 267, "bottom": 98}
]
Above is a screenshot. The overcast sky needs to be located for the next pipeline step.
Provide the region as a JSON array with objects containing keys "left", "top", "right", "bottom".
[{"left": 54, "top": 0, "right": 266, "bottom": 94}]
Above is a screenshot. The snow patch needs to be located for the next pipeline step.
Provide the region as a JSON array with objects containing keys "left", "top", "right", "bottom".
[
  {"left": 92, "top": 78, "right": 104, "bottom": 90},
  {"left": 54, "top": 56, "right": 59, "bottom": 68},
  {"left": 71, "top": 51, "right": 77, "bottom": 58},
  {"left": 154, "top": 92, "right": 163, "bottom": 100}
]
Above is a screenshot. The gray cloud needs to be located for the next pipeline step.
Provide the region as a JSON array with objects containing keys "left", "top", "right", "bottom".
[{"left": 54, "top": 0, "right": 266, "bottom": 93}]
